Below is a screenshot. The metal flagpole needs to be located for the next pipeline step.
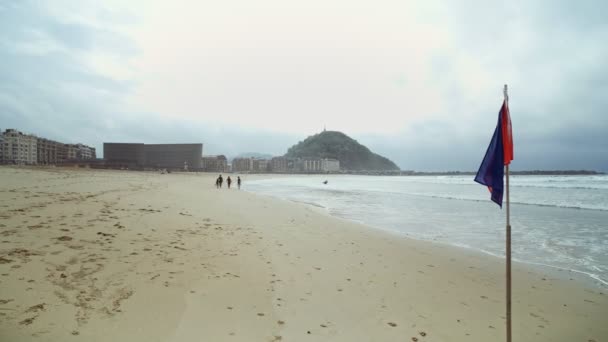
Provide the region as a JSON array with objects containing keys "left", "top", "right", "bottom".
[{"left": 504, "top": 84, "right": 512, "bottom": 342}]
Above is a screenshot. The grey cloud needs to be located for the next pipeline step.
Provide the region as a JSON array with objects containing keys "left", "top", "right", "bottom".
[
  {"left": 0, "top": 1, "right": 137, "bottom": 55},
  {"left": 392, "top": 0, "right": 608, "bottom": 171},
  {"left": 0, "top": 1, "right": 136, "bottom": 153},
  {"left": 1, "top": 1, "right": 606, "bottom": 172},
  {"left": 0, "top": 1, "right": 291, "bottom": 160}
]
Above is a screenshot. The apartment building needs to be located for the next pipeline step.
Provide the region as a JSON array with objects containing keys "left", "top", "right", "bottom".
[
  {"left": 232, "top": 158, "right": 253, "bottom": 172},
  {"left": 252, "top": 159, "right": 269, "bottom": 173},
  {"left": 202, "top": 155, "right": 228, "bottom": 172},
  {"left": 36, "top": 138, "right": 61, "bottom": 164},
  {"left": 302, "top": 158, "right": 322, "bottom": 172},
  {"left": 321, "top": 158, "right": 340, "bottom": 172},
  {"left": 74, "top": 143, "right": 96, "bottom": 160},
  {"left": 1, "top": 129, "right": 37, "bottom": 164},
  {"left": 270, "top": 156, "right": 288, "bottom": 172},
  {"left": 0, "top": 133, "right": 3, "bottom": 163}
]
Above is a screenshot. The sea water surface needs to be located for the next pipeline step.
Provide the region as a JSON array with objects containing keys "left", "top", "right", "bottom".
[{"left": 245, "top": 175, "right": 608, "bottom": 287}]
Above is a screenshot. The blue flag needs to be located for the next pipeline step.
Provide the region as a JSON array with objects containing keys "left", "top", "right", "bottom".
[{"left": 475, "top": 101, "right": 513, "bottom": 207}]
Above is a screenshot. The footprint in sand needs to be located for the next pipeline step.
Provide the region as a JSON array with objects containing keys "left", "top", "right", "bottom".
[
  {"left": 19, "top": 317, "right": 36, "bottom": 325},
  {"left": 25, "top": 303, "right": 46, "bottom": 313}
]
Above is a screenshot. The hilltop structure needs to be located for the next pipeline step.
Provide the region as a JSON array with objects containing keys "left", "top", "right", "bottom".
[
  {"left": 285, "top": 130, "right": 399, "bottom": 171},
  {"left": 229, "top": 131, "right": 397, "bottom": 174}
]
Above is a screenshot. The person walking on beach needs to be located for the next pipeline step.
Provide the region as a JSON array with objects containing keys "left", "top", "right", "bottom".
[
  {"left": 237, "top": 176, "right": 241, "bottom": 190},
  {"left": 218, "top": 174, "right": 223, "bottom": 188},
  {"left": 227, "top": 176, "right": 232, "bottom": 189}
]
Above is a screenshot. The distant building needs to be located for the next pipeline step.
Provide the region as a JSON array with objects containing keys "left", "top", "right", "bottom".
[
  {"left": 202, "top": 155, "right": 228, "bottom": 172},
  {"left": 103, "top": 143, "right": 145, "bottom": 168},
  {"left": 1, "top": 129, "right": 37, "bottom": 165},
  {"left": 0, "top": 129, "right": 96, "bottom": 165},
  {"left": 75, "top": 143, "right": 96, "bottom": 160},
  {"left": 144, "top": 144, "right": 202, "bottom": 169},
  {"left": 103, "top": 143, "right": 203, "bottom": 169},
  {"left": 37, "top": 138, "right": 61, "bottom": 165},
  {"left": 302, "top": 158, "right": 322, "bottom": 173},
  {"left": 270, "top": 157, "right": 288, "bottom": 173},
  {"left": 321, "top": 158, "right": 340, "bottom": 172},
  {"left": 232, "top": 157, "right": 253, "bottom": 172},
  {"left": 66, "top": 144, "right": 76, "bottom": 160},
  {"left": 0, "top": 132, "right": 4, "bottom": 163},
  {"left": 286, "top": 158, "right": 297, "bottom": 172},
  {"left": 57, "top": 144, "right": 68, "bottom": 163},
  {"left": 252, "top": 159, "right": 269, "bottom": 173}
]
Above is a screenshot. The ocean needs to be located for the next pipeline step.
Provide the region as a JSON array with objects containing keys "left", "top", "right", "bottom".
[{"left": 245, "top": 174, "right": 608, "bottom": 287}]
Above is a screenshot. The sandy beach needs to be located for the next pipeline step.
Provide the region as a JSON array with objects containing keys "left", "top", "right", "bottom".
[{"left": 0, "top": 167, "right": 606, "bottom": 342}]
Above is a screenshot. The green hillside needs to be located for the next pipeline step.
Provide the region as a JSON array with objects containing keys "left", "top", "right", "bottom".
[{"left": 285, "top": 131, "right": 400, "bottom": 171}]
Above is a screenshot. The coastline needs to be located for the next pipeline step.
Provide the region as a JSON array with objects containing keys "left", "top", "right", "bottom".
[
  {"left": 0, "top": 167, "right": 606, "bottom": 341},
  {"left": 245, "top": 174, "right": 608, "bottom": 289}
]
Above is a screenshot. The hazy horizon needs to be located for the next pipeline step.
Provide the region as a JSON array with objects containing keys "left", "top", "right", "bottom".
[{"left": 1, "top": 1, "right": 607, "bottom": 172}]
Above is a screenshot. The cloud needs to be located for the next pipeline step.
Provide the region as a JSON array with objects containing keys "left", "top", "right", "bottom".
[
  {"left": 0, "top": 1, "right": 136, "bottom": 145},
  {"left": 1, "top": 0, "right": 606, "bottom": 171},
  {"left": 365, "top": 0, "right": 608, "bottom": 171}
]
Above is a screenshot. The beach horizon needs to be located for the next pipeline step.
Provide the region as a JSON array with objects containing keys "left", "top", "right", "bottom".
[{"left": 0, "top": 167, "right": 606, "bottom": 341}]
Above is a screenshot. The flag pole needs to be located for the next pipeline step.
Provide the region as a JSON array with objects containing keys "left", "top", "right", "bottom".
[{"left": 504, "top": 84, "right": 512, "bottom": 342}]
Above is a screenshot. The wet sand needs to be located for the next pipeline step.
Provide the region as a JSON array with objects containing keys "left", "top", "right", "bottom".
[{"left": 0, "top": 167, "right": 606, "bottom": 341}]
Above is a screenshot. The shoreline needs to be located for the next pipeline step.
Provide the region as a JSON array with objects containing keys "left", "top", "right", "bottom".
[
  {"left": 243, "top": 175, "right": 608, "bottom": 290},
  {"left": 1, "top": 167, "right": 606, "bottom": 341},
  {"left": 304, "top": 198, "right": 608, "bottom": 290}
]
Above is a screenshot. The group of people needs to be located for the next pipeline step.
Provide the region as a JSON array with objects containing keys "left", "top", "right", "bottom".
[{"left": 216, "top": 174, "right": 241, "bottom": 189}]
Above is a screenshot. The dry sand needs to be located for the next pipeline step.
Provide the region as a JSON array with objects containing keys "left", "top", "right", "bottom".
[{"left": 0, "top": 167, "right": 606, "bottom": 342}]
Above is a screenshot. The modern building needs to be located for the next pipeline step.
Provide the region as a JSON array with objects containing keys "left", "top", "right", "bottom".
[
  {"left": 202, "top": 155, "right": 228, "bottom": 172},
  {"left": 103, "top": 143, "right": 145, "bottom": 167},
  {"left": 144, "top": 144, "right": 202, "bottom": 169},
  {"left": 103, "top": 143, "right": 203, "bottom": 169},
  {"left": 1, "top": 129, "right": 37, "bottom": 165}
]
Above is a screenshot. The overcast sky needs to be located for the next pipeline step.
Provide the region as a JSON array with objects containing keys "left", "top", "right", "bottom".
[{"left": 1, "top": 0, "right": 606, "bottom": 171}]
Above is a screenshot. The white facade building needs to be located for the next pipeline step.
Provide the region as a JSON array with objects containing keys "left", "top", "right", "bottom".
[
  {"left": 302, "top": 159, "right": 322, "bottom": 172},
  {"left": 321, "top": 158, "right": 340, "bottom": 172},
  {"left": 1, "top": 129, "right": 37, "bottom": 164}
]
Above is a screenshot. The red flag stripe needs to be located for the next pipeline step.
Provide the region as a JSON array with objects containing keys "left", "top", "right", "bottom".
[{"left": 501, "top": 101, "right": 514, "bottom": 165}]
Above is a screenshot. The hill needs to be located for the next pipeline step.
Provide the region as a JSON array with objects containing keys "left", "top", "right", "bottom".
[{"left": 285, "top": 131, "right": 400, "bottom": 171}]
